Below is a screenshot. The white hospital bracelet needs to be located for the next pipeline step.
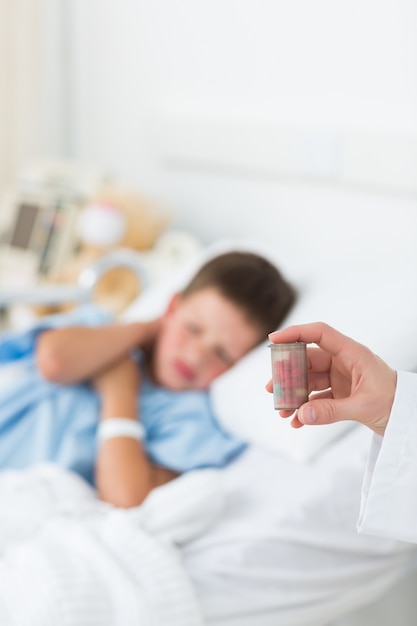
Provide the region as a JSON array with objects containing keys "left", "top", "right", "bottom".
[{"left": 98, "top": 418, "right": 145, "bottom": 444}]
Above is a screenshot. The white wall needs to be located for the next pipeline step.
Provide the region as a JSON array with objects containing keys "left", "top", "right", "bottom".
[
  {"left": 66, "top": 0, "right": 417, "bottom": 265},
  {"left": 68, "top": 0, "right": 417, "bottom": 132},
  {"left": 67, "top": 0, "right": 158, "bottom": 188}
]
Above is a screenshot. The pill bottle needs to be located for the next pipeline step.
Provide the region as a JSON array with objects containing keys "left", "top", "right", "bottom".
[{"left": 269, "top": 342, "right": 308, "bottom": 410}]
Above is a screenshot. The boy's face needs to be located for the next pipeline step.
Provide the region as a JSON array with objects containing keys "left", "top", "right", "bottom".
[{"left": 152, "top": 287, "right": 261, "bottom": 391}]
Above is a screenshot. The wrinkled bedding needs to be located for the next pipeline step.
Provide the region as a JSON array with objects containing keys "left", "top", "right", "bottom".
[{"left": 0, "top": 463, "right": 222, "bottom": 626}]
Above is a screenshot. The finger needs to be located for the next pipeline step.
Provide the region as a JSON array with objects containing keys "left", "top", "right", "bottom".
[
  {"left": 308, "top": 371, "right": 331, "bottom": 393},
  {"left": 297, "top": 395, "right": 360, "bottom": 425},
  {"left": 284, "top": 390, "right": 333, "bottom": 425},
  {"left": 290, "top": 414, "right": 304, "bottom": 428},
  {"left": 265, "top": 379, "right": 273, "bottom": 393},
  {"left": 306, "top": 346, "right": 332, "bottom": 373},
  {"left": 269, "top": 322, "right": 356, "bottom": 357}
]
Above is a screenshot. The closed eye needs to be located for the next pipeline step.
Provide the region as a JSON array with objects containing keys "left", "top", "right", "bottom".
[
  {"left": 185, "top": 322, "right": 200, "bottom": 335},
  {"left": 214, "top": 347, "right": 234, "bottom": 366}
]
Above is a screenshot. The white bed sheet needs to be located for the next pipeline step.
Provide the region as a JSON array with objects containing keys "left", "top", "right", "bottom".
[
  {"left": 0, "top": 463, "right": 225, "bottom": 626},
  {"left": 181, "top": 424, "right": 417, "bottom": 626}
]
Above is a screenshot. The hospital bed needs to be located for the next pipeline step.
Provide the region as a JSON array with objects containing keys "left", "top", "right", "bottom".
[{"left": 1, "top": 235, "right": 417, "bottom": 626}]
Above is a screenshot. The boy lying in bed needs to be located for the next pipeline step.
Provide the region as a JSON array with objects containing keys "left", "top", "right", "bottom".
[{"left": 0, "top": 251, "right": 296, "bottom": 508}]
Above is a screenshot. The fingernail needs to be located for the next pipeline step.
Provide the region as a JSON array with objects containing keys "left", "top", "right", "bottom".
[{"left": 299, "top": 406, "right": 316, "bottom": 424}]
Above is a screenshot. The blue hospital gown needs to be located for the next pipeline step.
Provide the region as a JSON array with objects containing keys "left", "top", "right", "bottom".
[{"left": 0, "top": 306, "right": 247, "bottom": 485}]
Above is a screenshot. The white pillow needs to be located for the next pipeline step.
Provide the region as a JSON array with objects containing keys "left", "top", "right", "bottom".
[
  {"left": 281, "top": 261, "right": 417, "bottom": 372},
  {"left": 122, "top": 240, "right": 417, "bottom": 464}
]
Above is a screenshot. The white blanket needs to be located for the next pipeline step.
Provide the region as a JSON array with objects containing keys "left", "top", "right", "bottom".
[{"left": 0, "top": 463, "right": 222, "bottom": 626}]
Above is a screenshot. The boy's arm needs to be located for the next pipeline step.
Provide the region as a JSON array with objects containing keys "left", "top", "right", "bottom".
[
  {"left": 93, "top": 355, "right": 178, "bottom": 508},
  {"left": 36, "top": 319, "right": 160, "bottom": 385}
]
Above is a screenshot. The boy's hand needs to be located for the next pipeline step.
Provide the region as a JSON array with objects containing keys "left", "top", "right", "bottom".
[
  {"left": 133, "top": 318, "right": 161, "bottom": 352},
  {"left": 93, "top": 356, "right": 140, "bottom": 418}
]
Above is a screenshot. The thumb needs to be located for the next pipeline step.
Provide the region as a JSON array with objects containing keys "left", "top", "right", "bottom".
[{"left": 297, "top": 397, "right": 359, "bottom": 426}]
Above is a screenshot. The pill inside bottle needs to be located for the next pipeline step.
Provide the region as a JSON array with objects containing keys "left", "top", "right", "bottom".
[{"left": 269, "top": 342, "right": 308, "bottom": 410}]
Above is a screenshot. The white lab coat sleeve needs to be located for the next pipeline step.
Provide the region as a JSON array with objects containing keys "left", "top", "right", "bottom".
[{"left": 357, "top": 370, "right": 417, "bottom": 544}]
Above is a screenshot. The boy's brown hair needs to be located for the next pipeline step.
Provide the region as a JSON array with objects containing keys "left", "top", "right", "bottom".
[{"left": 181, "top": 250, "right": 297, "bottom": 342}]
